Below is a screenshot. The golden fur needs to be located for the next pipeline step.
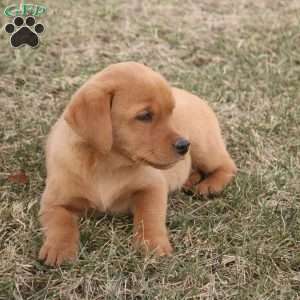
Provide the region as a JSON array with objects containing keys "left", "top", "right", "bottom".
[{"left": 39, "top": 62, "right": 237, "bottom": 266}]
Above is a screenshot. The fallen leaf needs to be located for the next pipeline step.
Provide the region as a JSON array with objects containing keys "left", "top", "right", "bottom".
[{"left": 7, "top": 171, "right": 29, "bottom": 184}]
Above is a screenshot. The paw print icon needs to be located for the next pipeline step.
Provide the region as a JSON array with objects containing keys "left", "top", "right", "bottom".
[{"left": 4, "top": 16, "right": 45, "bottom": 48}]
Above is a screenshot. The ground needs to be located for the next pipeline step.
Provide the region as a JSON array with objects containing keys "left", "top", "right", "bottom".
[{"left": 0, "top": 0, "right": 300, "bottom": 299}]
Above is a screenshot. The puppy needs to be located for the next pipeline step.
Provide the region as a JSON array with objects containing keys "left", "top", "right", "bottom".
[{"left": 39, "top": 62, "right": 236, "bottom": 266}]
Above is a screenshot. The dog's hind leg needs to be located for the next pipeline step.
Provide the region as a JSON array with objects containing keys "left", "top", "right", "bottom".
[
  {"left": 189, "top": 142, "right": 237, "bottom": 196},
  {"left": 172, "top": 88, "right": 236, "bottom": 196}
]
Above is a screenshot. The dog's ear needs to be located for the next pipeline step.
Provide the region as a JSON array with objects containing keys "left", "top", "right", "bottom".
[{"left": 64, "top": 78, "right": 114, "bottom": 154}]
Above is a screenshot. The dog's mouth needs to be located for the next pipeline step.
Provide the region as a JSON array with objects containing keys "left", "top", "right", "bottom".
[
  {"left": 141, "top": 158, "right": 179, "bottom": 170},
  {"left": 117, "top": 147, "right": 181, "bottom": 170}
]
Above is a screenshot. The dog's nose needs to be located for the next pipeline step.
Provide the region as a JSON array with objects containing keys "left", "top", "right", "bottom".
[{"left": 173, "top": 138, "right": 190, "bottom": 155}]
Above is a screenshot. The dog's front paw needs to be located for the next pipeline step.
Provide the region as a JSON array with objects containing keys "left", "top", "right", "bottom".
[
  {"left": 39, "top": 239, "right": 78, "bottom": 266},
  {"left": 135, "top": 234, "right": 173, "bottom": 256}
]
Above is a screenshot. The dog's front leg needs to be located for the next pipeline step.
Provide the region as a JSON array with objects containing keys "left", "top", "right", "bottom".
[
  {"left": 38, "top": 189, "right": 82, "bottom": 266},
  {"left": 39, "top": 205, "right": 79, "bottom": 266},
  {"left": 132, "top": 184, "right": 173, "bottom": 256}
]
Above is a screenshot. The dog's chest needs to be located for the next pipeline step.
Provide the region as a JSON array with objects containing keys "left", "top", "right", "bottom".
[
  {"left": 162, "top": 153, "right": 192, "bottom": 192},
  {"left": 88, "top": 167, "right": 136, "bottom": 212}
]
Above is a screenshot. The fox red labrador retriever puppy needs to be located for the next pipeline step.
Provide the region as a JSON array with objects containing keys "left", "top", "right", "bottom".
[{"left": 39, "top": 62, "right": 236, "bottom": 265}]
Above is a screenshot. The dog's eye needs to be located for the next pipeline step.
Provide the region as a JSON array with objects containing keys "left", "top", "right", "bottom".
[{"left": 136, "top": 111, "right": 153, "bottom": 122}]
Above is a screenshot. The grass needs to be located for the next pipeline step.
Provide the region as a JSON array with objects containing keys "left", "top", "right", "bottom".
[{"left": 0, "top": 0, "right": 300, "bottom": 299}]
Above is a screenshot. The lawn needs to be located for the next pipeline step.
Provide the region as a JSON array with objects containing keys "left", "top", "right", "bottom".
[{"left": 0, "top": 0, "right": 300, "bottom": 299}]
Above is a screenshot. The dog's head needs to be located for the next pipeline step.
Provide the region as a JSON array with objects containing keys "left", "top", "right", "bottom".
[{"left": 64, "top": 62, "right": 190, "bottom": 169}]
